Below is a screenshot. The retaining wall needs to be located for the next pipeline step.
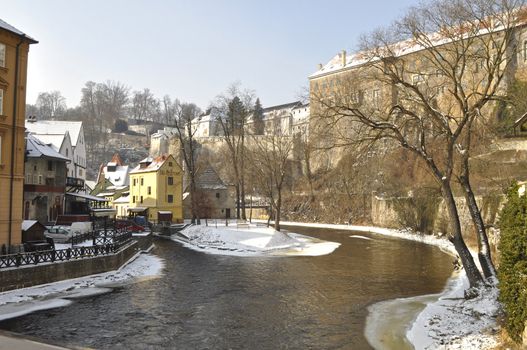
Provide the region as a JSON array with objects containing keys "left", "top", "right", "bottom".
[{"left": 0, "top": 238, "right": 150, "bottom": 292}]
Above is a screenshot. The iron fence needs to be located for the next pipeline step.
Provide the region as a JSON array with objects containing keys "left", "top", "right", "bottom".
[{"left": 0, "top": 231, "right": 133, "bottom": 269}]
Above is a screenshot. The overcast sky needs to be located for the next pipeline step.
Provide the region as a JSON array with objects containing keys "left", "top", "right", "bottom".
[{"left": 2, "top": 0, "right": 419, "bottom": 110}]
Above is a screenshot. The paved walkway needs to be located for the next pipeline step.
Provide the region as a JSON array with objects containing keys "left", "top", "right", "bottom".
[{"left": 0, "top": 333, "right": 70, "bottom": 350}]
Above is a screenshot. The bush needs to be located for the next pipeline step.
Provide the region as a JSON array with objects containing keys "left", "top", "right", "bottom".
[{"left": 498, "top": 182, "right": 527, "bottom": 343}]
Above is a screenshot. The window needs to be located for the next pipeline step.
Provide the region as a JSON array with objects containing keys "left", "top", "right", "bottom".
[
  {"left": 0, "top": 89, "right": 3, "bottom": 116},
  {"left": 168, "top": 194, "right": 173, "bottom": 203},
  {"left": 140, "top": 196, "right": 143, "bottom": 203},
  {"left": 0, "top": 43, "right": 5, "bottom": 68},
  {"left": 140, "top": 178, "right": 143, "bottom": 186},
  {"left": 148, "top": 186, "right": 151, "bottom": 195},
  {"left": 169, "top": 162, "right": 173, "bottom": 167},
  {"left": 133, "top": 196, "right": 136, "bottom": 203},
  {"left": 372, "top": 89, "right": 380, "bottom": 108},
  {"left": 168, "top": 177, "right": 174, "bottom": 185},
  {"left": 216, "top": 192, "right": 220, "bottom": 199},
  {"left": 48, "top": 161, "right": 53, "bottom": 171},
  {"left": 26, "top": 174, "right": 31, "bottom": 184},
  {"left": 133, "top": 178, "right": 136, "bottom": 186},
  {"left": 523, "top": 40, "right": 527, "bottom": 62},
  {"left": 66, "top": 148, "right": 68, "bottom": 157},
  {"left": 38, "top": 175, "right": 43, "bottom": 185}
]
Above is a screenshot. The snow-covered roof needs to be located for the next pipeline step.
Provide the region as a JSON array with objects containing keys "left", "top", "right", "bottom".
[
  {"left": 21, "top": 220, "right": 38, "bottom": 231},
  {"left": 310, "top": 18, "right": 527, "bottom": 79},
  {"left": 102, "top": 164, "right": 130, "bottom": 187},
  {"left": 262, "top": 101, "right": 301, "bottom": 114},
  {"left": 26, "top": 120, "right": 83, "bottom": 146},
  {"left": 29, "top": 133, "right": 68, "bottom": 152},
  {"left": 113, "top": 195, "right": 130, "bottom": 204},
  {"left": 130, "top": 155, "right": 177, "bottom": 174},
  {"left": 85, "top": 180, "right": 97, "bottom": 191},
  {"left": 26, "top": 134, "right": 70, "bottom": 161},
  {"left": 0, "top": 18, "right": 37, "bottom": 43}
]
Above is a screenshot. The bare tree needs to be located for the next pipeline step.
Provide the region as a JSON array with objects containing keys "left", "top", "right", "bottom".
[
  {"left": 131, "top": 88, "right": 160, "bottom": 123},
  {"left": 312, "top": 0, "right": 525, "bottom": 287},
  {"left": 36, "top": 91, "right": 66, "bottom": 119},
  {"left": 210, "top": 84, "right": 254, "bottom": 220},
  {"left": 247, "top": 135, "right": 293, "bottom": 231},
  {"left": 172, "top": 101, "right": 203, "bottom": 224}
]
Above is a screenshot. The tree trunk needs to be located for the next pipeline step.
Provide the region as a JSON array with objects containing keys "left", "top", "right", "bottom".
[
  {"left": 459, "top": 175, "right": 496, "bottom": 278},
  {"left": 235, "top": 184, "right": 240, "bottom": 219},
  {"left": 441, "top": 181, "right": 483, "bottom": 288},
  {"left": 274, "top": 192, "right": 282, "bottom": 232}
]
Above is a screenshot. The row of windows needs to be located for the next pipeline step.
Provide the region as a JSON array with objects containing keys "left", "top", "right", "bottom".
[
  {"left": 132, "top": 194, "right": 174, "bottom": 203},
  {"left": 132, "top": 176, "right": 174, "bottom": 186}
]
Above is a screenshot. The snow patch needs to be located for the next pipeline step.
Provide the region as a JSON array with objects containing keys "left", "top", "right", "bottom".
[
  {"left": 173, "top": 224, "right": 340, "bottom": 257},
  {"left": 0, "top": 253, "right": 165, "bottom": 321},
  {"left": 349, "top": 235, "right": 373, "bottom": 240}
]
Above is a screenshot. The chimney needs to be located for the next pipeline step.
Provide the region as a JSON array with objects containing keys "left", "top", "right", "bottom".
[{"left": 341, "top": 50, "right": 347, "bottom": 67}]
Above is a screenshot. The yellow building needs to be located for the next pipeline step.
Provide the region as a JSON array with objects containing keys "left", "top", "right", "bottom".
[
  {"left": 0, "top": 19, "right": 37, "bottom": 252},
  {"left": 128, "top": 154, "right": 183, "bottom": 223}
]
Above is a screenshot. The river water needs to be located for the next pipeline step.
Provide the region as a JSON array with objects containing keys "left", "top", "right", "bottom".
[{"left": 0, "top": 226, "right": 453, "bottom": 349}]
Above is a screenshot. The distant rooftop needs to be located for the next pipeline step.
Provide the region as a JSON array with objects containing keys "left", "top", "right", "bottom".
[
  {"left": 26, "top": 120, "right": 83, "bottom": 146},
  {"left": 263, "top": 101, "right": 301, "bottom": 113},
  {"left": 0, "top": 18, "right": 37, "bottom": 43}
]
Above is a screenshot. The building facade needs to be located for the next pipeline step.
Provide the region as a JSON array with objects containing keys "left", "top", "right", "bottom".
[
  {"left": 25, "top": 119, "right": 87, "bottom": 182},
  {"left": 24, "top": 134, "right": 69, "bottom": 224},
  {"left": 129, "top": 154, "right": 183, "bottom": 223},
  {"left": 0, "top": 19, "right": 37, "bottom": 251}
]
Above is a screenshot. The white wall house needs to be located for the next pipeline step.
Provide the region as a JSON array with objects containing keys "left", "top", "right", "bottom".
[{"left": 25, "top": 119, "right": 87, "bottom": 181}]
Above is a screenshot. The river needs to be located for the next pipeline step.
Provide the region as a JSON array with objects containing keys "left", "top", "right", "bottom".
[{"left": 0, "top": 225, "right": 453, "bottom": 349}]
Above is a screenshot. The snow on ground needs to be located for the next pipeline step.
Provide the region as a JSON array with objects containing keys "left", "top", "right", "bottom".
[
  {"left": 407, "top": 273, "right": 500, "bottom": 350},
  {"left": 0, "top": 253, "right": 165, "bottom": 321},
  {"left": 263, "top": 221, "right": 501, "bottom": 350},
  {"left": 172, "top": 223, "right": 340, "bottom": 257}
]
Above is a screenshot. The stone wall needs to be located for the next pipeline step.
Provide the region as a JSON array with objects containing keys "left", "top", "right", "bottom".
[
  {"left": 0, "top": 240, "right": 145, "bottom": 292},
  {"left": 371, "top": 194, "right": 504, "bottom": 250}
]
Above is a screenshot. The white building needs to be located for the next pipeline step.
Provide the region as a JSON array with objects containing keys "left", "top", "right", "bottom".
[
  {"left": 25, "top": 118, "right": 87, "bottom": 181},
  {"left": 291, "top": 103, "right": 310, "bottom": 140},
  {"left": 191, "top": 113, "right": 219, "bottom": 138}
]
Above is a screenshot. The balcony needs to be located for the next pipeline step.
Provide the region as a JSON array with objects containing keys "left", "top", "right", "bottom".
[{"left": 66, "top": 177, "right": 85, "bottom": 188}]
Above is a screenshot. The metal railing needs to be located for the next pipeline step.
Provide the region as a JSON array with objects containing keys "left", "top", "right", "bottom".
[{"left": 0, "top": 231, "right": 133, "bottom": 269}]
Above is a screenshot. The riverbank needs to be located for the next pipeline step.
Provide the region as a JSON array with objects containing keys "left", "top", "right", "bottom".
[
  {"left": 0, "top": 252, "right": 165, "bottom": 322},
  {"left": 268, "top": 220, "right": 501, "bottom": 349}
]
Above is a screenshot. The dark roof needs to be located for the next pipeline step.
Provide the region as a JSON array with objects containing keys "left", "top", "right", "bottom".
[
  {"left": 196, "top": 166, "right": 227, "bottom": 190},
  {"left": 262, "top": 101, "right": 301, "bottom": 113},
  {"left": 0, "top": 18, "right": 38, "bottom": 44}
]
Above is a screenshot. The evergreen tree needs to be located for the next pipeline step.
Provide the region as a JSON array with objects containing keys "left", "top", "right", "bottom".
[
  {"left": 498, "top": 182, "right": 527, "bottom": 343},
  {"left": 253, "top": 98, "right": 265, "bottom": 135}
]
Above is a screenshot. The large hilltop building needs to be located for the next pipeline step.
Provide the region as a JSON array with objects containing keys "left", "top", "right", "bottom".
[{"left": 0, "top": 19, "right": 37, "bottom": 252}]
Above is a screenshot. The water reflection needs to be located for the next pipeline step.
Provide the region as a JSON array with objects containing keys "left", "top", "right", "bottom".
[{"left": 0, "top": 226, "right": 453, "bottom": 349}]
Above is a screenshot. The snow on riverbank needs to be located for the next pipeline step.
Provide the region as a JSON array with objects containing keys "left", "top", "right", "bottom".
[
  {"left": 172, "top": 224, "right": 340, "bottom": 257},
  {"left": 0, "top": 253, "right": 165, "bottom": 321},
  {"left": 267, "top": 221, "right": 501, "bottom": 349}
]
